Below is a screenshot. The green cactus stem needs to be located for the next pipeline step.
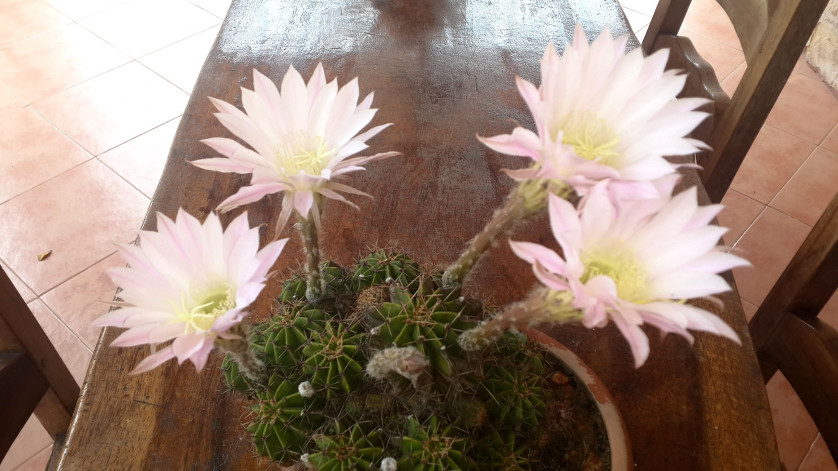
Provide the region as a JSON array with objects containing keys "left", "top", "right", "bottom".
[
  {"left": 352, "top": 251, "right": 421, "bottom": 291},
  {"left": 478, "top": 430, "right": 531, "bottom": 471},
  {"left": 398, "top": 415, "right": 475, "bottom": 470},
  {"left": 481, "top": 364, "right": 546, "bottom": 429},
  {"left": 303, "top": 322, "right": 366, "bottom": 398},
  {"left": 372, "top": 291, "right": 474, "bottom": 376},
  {"left": 298, "top": 211, "right": 324, "bottom": 303},
  {"left": 216, "top": 322, "right": 267, "bottom": 384},
  {"left": 248, "top": 374, "right": 324, "bottom": 463},
  {"left": 307, "top": 422, "right": 385, "bottom": 471}
]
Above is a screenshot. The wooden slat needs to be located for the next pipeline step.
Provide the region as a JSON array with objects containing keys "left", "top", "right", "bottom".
[
  {"left": 0, "top": 352, "right": 49, "bottom": 458},
  {"left": 0, "top": 267, "right": 79, "bottom": 436},
  {"left": 701, "top": 0, "right": 829, "bottom": 203}
]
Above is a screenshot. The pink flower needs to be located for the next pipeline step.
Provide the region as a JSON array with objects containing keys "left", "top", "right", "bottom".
[
  {"left": 192, "top": 65, "right": 398, "bottom": 231},
  {"left": 481, "top": 25, "right": 709, "bottom": 200},
  {"left": 510, "top": 185, "right": 748, "bottom": 367},
  {"left": 93, "top": 210, "right": 287, "bottom": 374}
]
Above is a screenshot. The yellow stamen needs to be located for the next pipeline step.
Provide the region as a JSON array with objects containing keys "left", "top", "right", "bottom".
[
  {"left": 177, "top": 285, "right": 236, "bottom": 333},
  {"left": 581, "top": 243, "right": 647, "bottom": 303},
  {"left": 275, "top": 132, "right": 336, "bottom": 175},
  {"left": 554, "top": 111, "right": 621, "bottom": 166}
]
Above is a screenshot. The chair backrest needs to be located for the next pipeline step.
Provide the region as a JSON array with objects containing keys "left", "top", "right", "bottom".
[
  {"left": 749, "top": 192, "right": 838, "bottom": 461},
  {"left": 0, "top": 267, "right": 79, "bottom": 464},
  {"left": 642, "top": 0, "right": 829, "bottom": 203}
]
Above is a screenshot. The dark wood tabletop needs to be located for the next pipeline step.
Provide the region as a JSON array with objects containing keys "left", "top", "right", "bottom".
[{"left": 56, "top": 0, "right": 781, "bottom": 469}]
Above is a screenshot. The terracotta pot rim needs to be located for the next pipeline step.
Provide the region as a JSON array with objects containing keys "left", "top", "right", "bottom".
[{"left": 524, "top": 327, "right": 632, "bottom": 471}]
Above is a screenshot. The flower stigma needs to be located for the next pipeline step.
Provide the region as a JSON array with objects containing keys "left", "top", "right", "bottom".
[
  {"left": 554, "top": 111, "right": 620, "bottom": 165},
  {"left": 581, "top": 243, "right": 647, "bottom": 303},
  {"left": 275, "top": 132, "right": 336, "bottom": 176},
  {"left": 178, "top": 285, "right": 236, "bottom": 333}
]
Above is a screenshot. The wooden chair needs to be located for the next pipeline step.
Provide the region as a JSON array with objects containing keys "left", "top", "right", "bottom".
[
  {"left": 0, "top": 266, "right": 79, "bottom": 465},
  {"left": 749, "top": 192, "right": 838, "bottom": 461},
  {"left": 641, "top": 0, "right": 829, "bottom": 203}
]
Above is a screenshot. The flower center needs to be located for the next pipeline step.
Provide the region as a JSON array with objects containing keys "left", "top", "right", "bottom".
[
  {"left": 554, "top": 111, "right": 620, "bottom": 166},
  {"left": 275, "top": 132, "right": 336, "bottom": 176},
  {"left": 180, "top": 285, "right": 236, "bottom": 333},
  {"left": 581, "top": 244, "right": 647, "bottom": 303}
]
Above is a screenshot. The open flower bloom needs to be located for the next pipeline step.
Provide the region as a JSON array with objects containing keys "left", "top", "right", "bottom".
[
  {"left": 93, "top": 210, "right": 288, "bottom": 374},
  {"left": 509, "top": 185, "right": 749, "bottom": 367},
  {"left": 480, "top": 25, "right": 709, "bottom": 200},
  {"left": 192, "top": 65, "right": 398, "bottom": 231}
]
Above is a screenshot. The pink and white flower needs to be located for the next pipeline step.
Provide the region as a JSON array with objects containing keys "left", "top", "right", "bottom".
[
  {"left": 93, "top": 210, "right": 288, "bottom": 374},
  {"left": 510, "top": 185, "right": 748, "bottom": 367},
  {"left": 192, "top": 65, "right": 398, "bottom": 231},
  {"left": 481, "top": 25, "right": 709, "bottom": 200}
]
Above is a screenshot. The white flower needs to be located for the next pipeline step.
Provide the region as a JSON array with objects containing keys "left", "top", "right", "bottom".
[
  {"left": 481, "top": 25, "right": 709, "bottom": 201},
  {"left": 192, "top": 65, "right": 398, "bottom": 231},
  {"left": 380, "top": 457, "right": 397, "bottom": 471},
  {"left": 93, "top": 210, "right": 287, "bottom": 373},
  {"left": 510, "top": 185, "right": 748, "bottom": 367}
]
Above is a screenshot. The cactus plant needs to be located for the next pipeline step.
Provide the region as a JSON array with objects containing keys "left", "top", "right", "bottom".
[
  {"left": 307, "top": 421, "right": 385, "bottom": 471},
  {"left": 302, "top": 321, "right": 366, "bottom": 398},
  {"left": 352, "top": 251, "right": 421, "bottom": 291},
  {"left": 230, "top": 251, "right": 609, "bottom": 469},
  {"left": 398, "top": 415, "right": 475, "bottom": 470}
]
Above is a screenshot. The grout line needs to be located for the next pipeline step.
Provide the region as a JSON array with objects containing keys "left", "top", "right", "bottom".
[{"left": 32, "top": 297, "right": 94, "bottom": 354}]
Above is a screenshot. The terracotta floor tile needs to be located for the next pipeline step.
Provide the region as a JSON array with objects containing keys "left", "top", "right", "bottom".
[
  {"left": 139, "top": 26, "right": 219, "bottom": 93},
  {"left": 0, "top": 159, "right": 149, "bottom": 294},
  {"left": 617, "top": 0, "right": 657, "bottom": 16},
  {"left": 1, "top": 259, "right": 35, "bottom": 303},
  {"left": 732, "top": 207, "right": 811, "bottom": 306},
  {"left": 0, "top": 23, "right": 130, "bottom": 104},
  {"left": 682, "top": 0, "right": 741, "bottom": 51},
  {"left": 681, "top": 31, "right": 745, "bottom": 82},
  {"left": 795, "top": 55, "right": 823, "bottom": 82},
  {"left": 187, "top": 0, "right": 232, "bottom": 19},
  {"left": 0, "top": 106, "right": 90, "bottom": 203},
  {"left": 740, "top": 298, "right": 757, "bottom": 322},
  {"left": 27, "top": 299, "right": 92, "bottom": 384},
  {"left": 0, "top": 82, "right": 24, "bottom": 112},
  {"left": 44, "top": 0, "right": 128, "bottom": 21},
  {"left": 0, "top": 0, "right": 70, "bottom": 48},
  {"left": 766, "top": 372, "right": 820, "bottom": 470},
  {"left": 98, "top": 118, "right": 181, "bottom": 198},
  {"left": 0, "top": 417, "right": 49, "bottom": 471},
  {"left": 621, "top": 8, "right": 650, "bottom": 35},
  {"left": 720, "top": 62, "right": 745, "bottom": 97},
  {"left": 33, "top": 61, "right": 188, "bottom": 156},
  {"left": 822, "top": 124, "right": 838, "bottom": 155},
  {"left": 80, "top": 0, "right": 220, "bottom": 58},
  {"left": 765, "top": 73, "right": 838, "bottom": 146},
  {"left": 798, "top": 434, "right": 838, "bottom": 471},
  {"left": 717, "top": 189, "right": 764, "bottom": 247},
  {"left": 730, "top": 125, "right": 816, "bottom": 205},
  {"left": 41, "top": 253, "right": 123, "bottom": 349},
  {"left": 9, "top": 445, "right": 51, "bottom": 471},
  {"left": 771, "top": 148, "right": 838, "bottom": 226}
]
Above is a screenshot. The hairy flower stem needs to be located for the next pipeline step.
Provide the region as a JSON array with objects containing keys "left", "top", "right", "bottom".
[
  {"left": 298, "top": 214, "right": 324, "bottom": 303},
  {"left": 216, "top": 323, "right": 267, "bottom": 384},
  {"left": 443, "top": 179, "right": 555, "bottom": 288},
  {"left": 459, "top": 288, "right": 582, "bottom": 351}
]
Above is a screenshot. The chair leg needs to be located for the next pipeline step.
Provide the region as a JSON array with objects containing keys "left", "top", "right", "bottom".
[{"left": 0, "top": 352, "right": 49, "bottom": 459}]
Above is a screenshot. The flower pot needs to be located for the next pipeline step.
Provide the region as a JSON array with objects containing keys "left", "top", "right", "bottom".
[{"left": 526, "top": 327, "right": 632, "bottom": 471}]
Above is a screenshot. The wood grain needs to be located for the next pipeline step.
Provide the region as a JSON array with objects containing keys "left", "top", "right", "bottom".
[{"left": 57, "top": 0, "right": 779, "bottom": 469}]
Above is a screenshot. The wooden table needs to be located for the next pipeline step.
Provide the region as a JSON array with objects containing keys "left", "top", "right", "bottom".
[{"left": 56, "top": 0, "right": 781, "bottom": 469}]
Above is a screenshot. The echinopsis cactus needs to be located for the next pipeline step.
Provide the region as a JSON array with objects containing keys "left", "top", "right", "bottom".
[{"left": 224, "top": 251, "right": 611, "bottom": 470}]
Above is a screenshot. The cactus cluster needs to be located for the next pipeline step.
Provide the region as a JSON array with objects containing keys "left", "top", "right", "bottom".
[{"left": 223, "top": 251, "right": 609, "bottom": 470}]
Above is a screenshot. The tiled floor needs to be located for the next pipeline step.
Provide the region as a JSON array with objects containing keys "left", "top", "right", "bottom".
[{"left": 0, "top": 0, "right": 836, "bottom": 469}]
